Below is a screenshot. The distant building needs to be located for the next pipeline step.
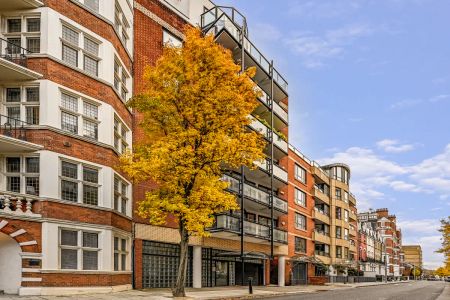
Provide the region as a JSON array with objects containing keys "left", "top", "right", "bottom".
[{"left": 402, "top": 245, "right": 423, "bottom": 274}]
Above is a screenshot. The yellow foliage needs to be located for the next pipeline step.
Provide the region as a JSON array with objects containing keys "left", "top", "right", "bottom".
[{"left": 121, "top": 27, "right": 266, "bottom": 237}]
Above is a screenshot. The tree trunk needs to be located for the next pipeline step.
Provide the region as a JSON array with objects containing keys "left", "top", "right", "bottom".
[{"left": 173, "top": 221, "right": 189, "bottom": 297}]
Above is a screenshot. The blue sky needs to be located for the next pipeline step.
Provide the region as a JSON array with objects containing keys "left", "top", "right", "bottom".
[{"left": 217, "top": 0, "right": 449, "bottom": 269}]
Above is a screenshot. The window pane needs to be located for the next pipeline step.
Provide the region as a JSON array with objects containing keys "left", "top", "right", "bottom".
[
  {"left": 6, "top": 157, "right": 21, "bottom": 172},
  {"left": 61, "top": 180, "right": 78, "bottom": 202},
  {"left": 121, "top": 198, "right": 127, "bottom": 214},
  {"left": 83, "top": 55, "right": 98, "bottom": 76},
  {"left": 26, "top": 87, "right": 39, "bottom": 102},
  {"left": 114, "top": 253, "right": 119, "bottom": 271},
  {"left": 26, "top": 106, "right": 39, "bottom": 125},
  {"left": 26, "top": 157, "right": 39, "bottom": 173},
  {"left": 84, "top": 37, "right": 99, "bottom": 56},
  {"left": 121, "top": 253, "right": 126, "bottom": 270},
  {"left": 61, "top": 230, "right": 78, "bottom": 246},
  {"left": 82, "top": 232, "right": 98, "bottom": 248},
  {"left": 26, "top": 18, "right": 40, "bottom": 32},
  {"left": 62, "top": 26, "right": 79, "bottom": 45},
  {"left": 84, "top": 0, "right": 99, "bottom": 12},
  {"left": 7, "top": 19, "right": 21, "bottom": 33},
  {"left": 6, "top": 107, "right": 20, "bottom": 121},
  {"left": 7, "top": 38, "right": 21, "bottom": 54},
  {"left": 121, "top": 239, "right": 126, "bottom": 251},
  {"left": 83, "top": 102, "right": 98, "bottom": 119},
  {"left": 61, "top": 249, "right": 78, "bottom": 269},
  {"left": 114, "top": 237, "right": 119, "bottom": 250},
  {"left": 83, "top": 250, "right": 98, "bottom": 270},
  {"left": 62, "top": 161, "right": 77, "bottom": 178},
  {"left": 6, "top": 88, "right": 21, "bottom": 102},
  {"left": 62, "top": 44, "right": 78, "bottom": 67},
  {"left": 83, "top": 167, "right": 98, "bottom": 183},
  {"left": 26, "top": 37, "right": 40, "bottom": 53},
  {"left": 61, "top": 112, "right": 78, "bottom": 133},
  {"left": 83, "top": 119, "right": 98, "bottom": 139},
  {"left": 25, "top": 177, "right": 39, "bottom": 195},
  {"left": 61, "top": 93, "right": 78, "bottom": 111},
  {"left": 83, "top": 185, "right": 98, "bottom": 205},
  {"left": 7, "top": 177, "right": 20, "bottom": 193}
]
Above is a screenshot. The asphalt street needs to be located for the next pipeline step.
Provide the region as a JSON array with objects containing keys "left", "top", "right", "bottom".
[{"left": 265, "top": 281, "right": 449, "bottom": 300}]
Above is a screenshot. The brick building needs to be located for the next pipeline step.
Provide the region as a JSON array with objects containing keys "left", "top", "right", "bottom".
[{"left": 0, "top": 0, "right": 134, "bottom": 295}]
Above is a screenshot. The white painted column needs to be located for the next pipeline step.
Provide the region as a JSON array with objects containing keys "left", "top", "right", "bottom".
[
  {"left": 278, "top": 256, "right": 286, "bottom": 287},
  {"left": 192, "top": 246, "right": 202, "bottom": 288}
]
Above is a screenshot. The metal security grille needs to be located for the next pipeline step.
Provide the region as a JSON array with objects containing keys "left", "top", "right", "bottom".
[
  {"left": 292, "top": 262, "right": 307, "bottom": 285},
  {"left": 142, "top": 241, "right": 193, "bottom": 288}
]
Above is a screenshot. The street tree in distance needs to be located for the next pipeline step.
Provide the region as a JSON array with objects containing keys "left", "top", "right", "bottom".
[
  {"left": 121, "top": 27, "right": 266, "bottom": 297},
  {"left": 436, "top": 217, "right": 450, "bottom": 270}
]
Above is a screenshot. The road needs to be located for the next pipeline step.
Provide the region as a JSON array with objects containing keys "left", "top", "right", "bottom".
[{"left": 265, "top": 281, "right": 449, "bottom": 300}]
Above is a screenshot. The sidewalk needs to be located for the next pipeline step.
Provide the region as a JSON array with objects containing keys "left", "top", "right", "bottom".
[{"left": 0, "top": 281, "right": 410, "bottom": 300}]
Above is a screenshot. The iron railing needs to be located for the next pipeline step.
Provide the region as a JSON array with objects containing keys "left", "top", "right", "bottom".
[
  {"left": 0, "top": 37, "right": 32, "bottom": 68},
  {"left": 0, "top": 114, "right": 29, "bottom": 141}
]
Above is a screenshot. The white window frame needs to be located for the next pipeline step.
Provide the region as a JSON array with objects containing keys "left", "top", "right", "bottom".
[
  {"left": 294, "top": 164, "right": 306, "bottom": 183},
  {"left": 61, "top": 22, "right": 102, "bottom": 77},
  {"left": 3, "top": 15, "right": 41, "bottom": 53},
  {"left": 113, "top": 116, "right": 129, "bottom": 153},
  {"left": 344, "top": 209, "right": 349, "bottom": 222},
  {"left": 114, "top": 174, "right": 129, "bottom": 215},
  {"left": 163, "top": 29, "right": 182, "bottom": 47},
  {"left": 59, "top": 228, "right": 100, "bottom": 270},
  {"left": 295, "top": 188, "right": 306, "bottom": 207},
  {"left": 2, "top": 85, "right": 40, "bottom": 124},
  {"left": 295, "top": 213, "right": 306, "bottom": 230},
  {"left": 59, "top": 89, "right": 101, "bottom": 140},
  {"left": 78, "top": 0, "right": 100, "bottom": 12},
  {"left": 59, "top": 159, "right": 101, "bottom": 206},
  {"left": 2, "top": 155, "right": 39, "bottom": 195},
  {"left": 113, "top": 57, "right": 129, "bottom": 101},
  {"left": 113, "top": 235, "right": 129, "bottom": 271},
  {"left": 114, "top": 1, "right": 130, "bottom": 47}
]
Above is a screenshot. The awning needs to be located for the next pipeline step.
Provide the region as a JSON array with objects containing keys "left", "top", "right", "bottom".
[{"left": 213, "top": 251, "right": 269, "bottom": 260}]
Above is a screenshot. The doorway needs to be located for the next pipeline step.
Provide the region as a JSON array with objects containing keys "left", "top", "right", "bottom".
[{"left": 0, "top": 232, "right": 21, "bottom": 294}]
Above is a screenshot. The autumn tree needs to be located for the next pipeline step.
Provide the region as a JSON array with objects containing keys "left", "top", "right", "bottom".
[
  {"left": 436, "top": 217, "right": 450, "bottom": 270},
  {"left": 121, "top": 27, "right": 265, "bottom": 297}
]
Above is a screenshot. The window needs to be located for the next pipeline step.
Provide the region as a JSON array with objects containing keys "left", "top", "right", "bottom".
[
  {"left": 114, "top": 117, "right": 129, "bottom": 153},
  {"left": 335, "top": 188, "right": 341, "bottom": 200},
  {"left": 60, "top": 229, "right": 99, "bottom": 270},
  {"left": 295, "top": 188, "right": 306, "bottom": 207},
  {"left": 294, "top": 237, "right": 306, "bottom": 253},
  {"left": 61, "top": 24, "right": 101, "bottom": 76},
  {"left": 114, "top": 1, "right": 130, "bottom": 47},
  {"left": 82, "top": 0, "right": 99, "bottom": 12},
  {"left": 295, "top": 213, "right": 306, "bottom": 230},
  {"left": 4, "top": 156, "right": 39, "bottom": 195},
  {"left": 5, "top": 17, "right": 41, "bottom": 53},
  {"left": 336, "top": 207, "right": 342, "bottom": 220},
  {"left": 344, "top": 228, "right": 349, "bottom": 240},
  {"left": 114, "top": 237, "right": 128, "bottom": 271},
  {"left": 336, "top": 246, "right": 342, "bottom": 258},
  {"left": 332, "top": 166, "right": 349, "bottom": 184},
  {"left": 163, "top": 30, "right": 182, "bottom": 47},
  {"left": 114, "top": 176, "right": 129, "bottom": 214},
  {"left": 3, "top": 86, "right": 40, "bottom": 124},
  {"left": 113, "top": 58, "right": 129, "bottom": 101},
  {"left": 344, "top": 191, "right": 349, "bottom": 203},
  {"left": 294, "top": 164, "right": 306, "bottom": 183},
  {"left": 60, "top": 160, "right": 100, "bottom": 205},
  {"left": 344, "top": 210, "right": 349, "bottom": 222},
  {"left": 60, "top": 91, "right": 100, "bottom": 140},
  {"left": 344, "top": 247, "right": 349, "bottom": 259},
  {"left": 336, "top": 226, "right": 342, "bottom": 239}
]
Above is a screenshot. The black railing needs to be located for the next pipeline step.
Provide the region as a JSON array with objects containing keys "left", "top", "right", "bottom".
[
  {"left": 0, "top": 114, "right": 29, "bottom": 141},
  {"left": 0, "top": 37, "right": 32, "bottom": 68}
]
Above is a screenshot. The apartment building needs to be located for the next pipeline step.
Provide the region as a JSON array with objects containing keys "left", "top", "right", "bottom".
[
  {"left": 132, "top": 0, "right": 290, "bottom": 289},
  {"left": 358, "top": 209, "right": 402, "bottom": 279},
  {"left": 0, "top": 0, "right": 134, "bottom": 295},
  {"left": 358, "top": 221, "right": 385, "bottom": 277},
  {"left": 402, "top": 245, "right": 422, "bottom": 275}
]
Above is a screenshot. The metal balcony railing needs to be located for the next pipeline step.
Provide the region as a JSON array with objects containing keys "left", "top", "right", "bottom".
[
  {"left": 0, "top": 37, "right": 33, "bottom": 68},
  {"left": 0, "top": 114, "right": 29, "bottom": 141}
]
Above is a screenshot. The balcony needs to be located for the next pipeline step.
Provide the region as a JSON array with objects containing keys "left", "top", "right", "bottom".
[
  {"left": 273, "top": 195, "right": 288, "bottom": 213},
  {"left": 0, "top": 38, "right": 42, "bottom": 81},
  {"left": 0, "top": 191, "right": 41, "bottom": 218},
  {"left": 349, "top": 192, "right": 356, "bottom": 206},
  {"left": 201, "top": 7, "right": 288, "bottom": 101},
  {"left": 311, "top": 163, "right": 330, "bottom": 184},
  {"left": 349, "top": 243, "right": 357, "bottom": 253},
  {"left": 313, "top": 230, "right": 331, "bottom": 245},
  {"left": 248, "top": 116, "right": 288, "bottom": 154},
  {"left": 0, "top": 115, "right": 42, "bottom": 153},
  {"left": 253, "top": 159, "right": 287, "bottom": 183},
  {"left": 313, "top": 207, "right": 330, "bottom": 224},
  {"left": 211, "top": 214, "right": 287, "bottom": 244},
  {"left": 349, "top": 226, "right": 357, "bottom": 237},
  {"left": 349, "top": 210, "right": 357, "bottom": 221},
  {"left": 314, "top": 250, "right": 331, "bottom": 264},
  {"left": 0, "top": 0, "right": 43, "bottom": 10},
  {"left": 312, "top": 186, "right": 330, "bottom": 205}
]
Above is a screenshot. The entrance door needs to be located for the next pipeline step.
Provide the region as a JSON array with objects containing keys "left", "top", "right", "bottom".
[
  {"left": 215, "top": 261, "right": 228, "bottom": 286},
  {"left": 235, "top": 262, "right": 263, "bottom": 286},
  {"left": 292, "top": 262, "right": 308, "bottom": 285},
  {"left": 0, "top": 233, "right": 21, "bottom": 294}
]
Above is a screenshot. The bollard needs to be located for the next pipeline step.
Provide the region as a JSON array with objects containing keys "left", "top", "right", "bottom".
[{"left": 248, "top": 277, "right": 253, "bottom": 294}]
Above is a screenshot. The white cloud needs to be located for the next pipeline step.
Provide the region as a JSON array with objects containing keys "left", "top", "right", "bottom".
[
  {"left": 287, "top": 1, "right": 362, "bottom": 19},
  {"left": 390, "top": 94, "right": 450, "bottom": 110},
  {"left": 376, "top": 139, "right": 415, "bottom": 153},
  {"left": 397, "top": 219, "right": 440, "bottom": 235}
]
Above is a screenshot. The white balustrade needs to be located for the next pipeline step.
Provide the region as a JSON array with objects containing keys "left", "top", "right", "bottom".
[{"left": 0, "top": 193, "right": 40, "bottom": 217}]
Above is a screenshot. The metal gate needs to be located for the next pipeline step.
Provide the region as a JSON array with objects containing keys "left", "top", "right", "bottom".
[
  {"left": 142, "top": 241, "right": 193, "bottom": 288},
  {"left": 292, "top": 262, "right": 307, "bottom": 285}
]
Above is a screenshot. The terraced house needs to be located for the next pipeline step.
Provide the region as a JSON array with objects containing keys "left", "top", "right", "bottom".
[{"left": 0, "top": 0, "right": 134, "bottom": 295}]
